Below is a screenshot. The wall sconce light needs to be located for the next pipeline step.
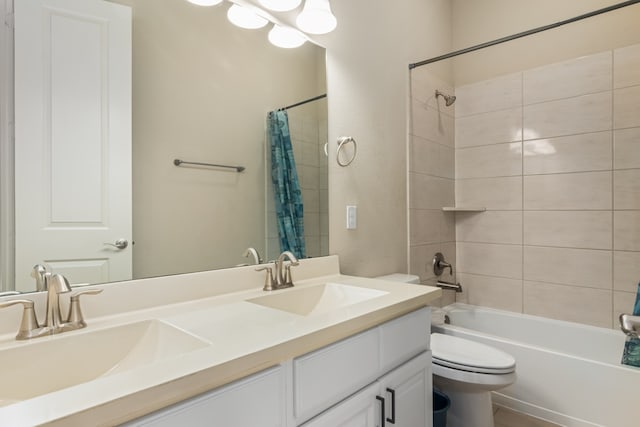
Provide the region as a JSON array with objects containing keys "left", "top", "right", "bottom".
[
  {"left": 227, "top": 4, "right": 269, "bottom": 29},
  {"left": 296, "top": 0, "right": 336, "bottom": 34},
  {"left": 258, "top": 0, "right": 302, "bottom": 12},
  {"left": 187, "top": 0, "right": 224, "bottom": 6},
  {"left": 268, "top": 24, "right": 307, "bottom": 48}
]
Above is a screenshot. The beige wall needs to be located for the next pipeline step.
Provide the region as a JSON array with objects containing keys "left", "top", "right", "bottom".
[
  {"left": 111, "top": 0, "right": 324, "bottom": 278},
  {"left": 452, "top": 0, "right": 640, "bottom": 85},
  {"left": 323, "top": 0, "right": 453, "bottom": 277}
]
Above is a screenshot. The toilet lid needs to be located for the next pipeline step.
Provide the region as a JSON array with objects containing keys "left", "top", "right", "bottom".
[{"left": 431, "top": 333, "right": 516, "bottom": 374}]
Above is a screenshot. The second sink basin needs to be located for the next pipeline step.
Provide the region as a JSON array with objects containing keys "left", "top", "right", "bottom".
[
  {"left": 247, "top": 283, "right": 387, "bottom": 316},
  {"left": 0, "top": 319, "right": 209, "bottom": 405}
]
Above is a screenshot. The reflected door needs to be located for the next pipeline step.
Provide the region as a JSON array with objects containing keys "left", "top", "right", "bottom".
[{"left": 14, "top": 0, "right": 132, "bottom": 291}]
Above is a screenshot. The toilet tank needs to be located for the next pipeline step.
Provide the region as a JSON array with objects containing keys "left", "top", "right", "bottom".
[{"left": 375, "top": 273, "right": 420, "bottom": 284}]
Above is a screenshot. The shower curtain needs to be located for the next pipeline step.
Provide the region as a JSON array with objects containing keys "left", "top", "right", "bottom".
[{"left": 268, "top": 110, "right": 306, "bottom": 259}]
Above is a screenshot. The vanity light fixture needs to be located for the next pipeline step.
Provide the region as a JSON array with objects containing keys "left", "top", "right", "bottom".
[
  {"left": 186, "top": 0, "right": 224, "bottom": 6},
  {"left": 259, "top": 0, "right": 302, "bottom": 12},
  {"left": 227, "top": 4, "right": 269, "bottom": 29},
  {"left": 295, "top": 0, "right": 336, "bottom": 34},
  {"left": 268, "top": 24, "right": 307, "bottom": 48}
]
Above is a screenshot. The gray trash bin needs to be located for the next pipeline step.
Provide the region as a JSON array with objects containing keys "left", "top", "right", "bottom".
[{"left": 433, "top": 389, "right": 450, "bottom": 427}]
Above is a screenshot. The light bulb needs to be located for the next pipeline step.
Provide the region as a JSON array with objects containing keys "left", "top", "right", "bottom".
[
  {"left": 259, "top": 0, "right": 302, "bottom": 12},
  {"left": 296, "top": 0, "right": 336, "bottom": 34},
  {"left": 227, "top": 4, "right": 268, "bottom": 29},
  {"left": 186, "top": 0, "right": 223, "bottom": 6},
  {"left": 268, "top": 24, "right": 306, "bottom": 48}
]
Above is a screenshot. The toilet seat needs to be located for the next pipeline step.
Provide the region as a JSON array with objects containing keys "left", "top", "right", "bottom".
[{"left": 431, "top": 333, "right": 515, "bottom": 374}]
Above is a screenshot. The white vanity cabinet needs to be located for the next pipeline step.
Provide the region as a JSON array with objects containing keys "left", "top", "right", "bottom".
[
  {"left": 302, "top": 352, "right": 431, "bottom": 427},
  {"left": 125, "top": 307, "right": 431, "bottom": 427},
  {"left": 123, "top": 365, "right": 287, "bottom": 427}
]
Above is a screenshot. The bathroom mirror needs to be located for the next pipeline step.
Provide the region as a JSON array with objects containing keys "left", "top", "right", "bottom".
[{"left": 1, "top": 0, "right": 328, "bottom": 293}]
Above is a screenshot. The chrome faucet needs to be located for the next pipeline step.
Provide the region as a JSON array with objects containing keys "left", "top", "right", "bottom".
[
  {"left": 243, "top": 247, "right": 262, "bottom": 265},
  {"left": 0, "top": 274, "right": 102, "bottom": 340},
  {"left": 256, "top": 251, "right": 300, "bottom": 291},
  {"left": 275, "top": 251, "right": 299, "bottom": 288},
  {"left": 43, "top": 273, "right": 71, "bottom": 329}
]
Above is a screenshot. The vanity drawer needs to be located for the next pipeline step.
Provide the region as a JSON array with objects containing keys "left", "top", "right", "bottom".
[
  {"left": 379, "top": 307, "right": 430, "bottom": 373},
  {"left": 293, "top": 327, "right": 380, "bottom": 424}
]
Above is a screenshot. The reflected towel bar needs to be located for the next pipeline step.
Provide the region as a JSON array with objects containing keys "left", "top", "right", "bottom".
[{"left": 173, "top": 159, "right": 245, "bottom": 172}]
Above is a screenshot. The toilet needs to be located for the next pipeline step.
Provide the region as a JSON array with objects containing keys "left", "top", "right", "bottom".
[{"left": 376, "top": 274, "right": 517, "bottom": 427}]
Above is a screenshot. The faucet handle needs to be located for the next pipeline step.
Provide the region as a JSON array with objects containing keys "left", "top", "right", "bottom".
[
  {"left": 0, "top": 299, "right": 40, "bottom": 340},
  {"left": 284, "top": 263, "right": 298, "bottom": 286},
  {"left": 66, "top": 289, "right": 103, "bottom": 328},
  {"left": 256, "top": 266, "right": 276, "bottom": 291}
]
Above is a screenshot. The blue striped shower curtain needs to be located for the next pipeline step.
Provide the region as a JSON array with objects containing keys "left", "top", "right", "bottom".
[{"left": 268, "top": 110, "right": 306, "bottom": 259}]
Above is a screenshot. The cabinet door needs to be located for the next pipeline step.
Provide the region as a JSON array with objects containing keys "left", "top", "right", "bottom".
[
  {"left": 378, "top": 352, "right": 432, "bottom": 427},
  {"left": 301, "top": 382, "right": 381, "bottom": 427},
  {"left": 124, "top": 366, "right": 285, "bottom": 427}
]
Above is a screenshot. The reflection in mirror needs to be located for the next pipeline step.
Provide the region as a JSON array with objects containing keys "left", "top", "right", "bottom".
[{"left": 1, "top": 0, "right": 327, "bottom": 293}]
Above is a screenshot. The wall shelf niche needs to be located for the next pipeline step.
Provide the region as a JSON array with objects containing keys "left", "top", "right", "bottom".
[{"left": 441, "top": 207, "right": 486, "bottom": 212}]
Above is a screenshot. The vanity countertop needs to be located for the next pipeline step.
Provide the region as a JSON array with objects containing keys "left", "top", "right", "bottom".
[{"left": 0, "top": 258, "right": 441, "bottom": 426}]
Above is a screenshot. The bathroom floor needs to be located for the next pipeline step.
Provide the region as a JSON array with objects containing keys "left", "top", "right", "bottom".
[{"left": 493, "top": 406, "right": 561, "bottom": 427}]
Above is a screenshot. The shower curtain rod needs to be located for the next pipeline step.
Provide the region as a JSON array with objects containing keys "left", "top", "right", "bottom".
[
  {"left": 409, "top": 0, "right": 640, "bottom": 69},
  {"left": 279, "top": 94, "right": 327, "bottom": 111}
]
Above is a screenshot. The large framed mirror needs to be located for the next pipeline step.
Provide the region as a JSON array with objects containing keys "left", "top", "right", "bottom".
[{"left": 0, "top": 0, "right": 328, "bottom": 293}]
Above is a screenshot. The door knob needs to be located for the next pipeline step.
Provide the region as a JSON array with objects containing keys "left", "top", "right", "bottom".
[{"left": 103, "top": 238, "right": 128, "bottom": 250}]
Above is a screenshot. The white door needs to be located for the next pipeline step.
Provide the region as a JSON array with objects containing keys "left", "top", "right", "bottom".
[{"left": 14, "top": 0, "right": 131, "bottom": 291}]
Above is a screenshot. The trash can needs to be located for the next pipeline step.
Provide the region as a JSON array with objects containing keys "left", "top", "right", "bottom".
[{"left": 433, "top": 389, "right": 450, "bottom": 427}]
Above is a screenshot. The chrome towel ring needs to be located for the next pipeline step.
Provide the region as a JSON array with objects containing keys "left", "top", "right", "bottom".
[{"left": 336, "top": 136, "right": 357, "bottom": 167}]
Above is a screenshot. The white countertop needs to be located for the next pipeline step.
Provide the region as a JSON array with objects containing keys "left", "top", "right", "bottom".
[{"left": 0, "top": 258, "right": 441, "bottom": 426}]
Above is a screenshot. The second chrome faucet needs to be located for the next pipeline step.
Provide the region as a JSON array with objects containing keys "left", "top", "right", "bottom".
[{"left": 256, "top": 251, "right": 300, "bottom": 291}]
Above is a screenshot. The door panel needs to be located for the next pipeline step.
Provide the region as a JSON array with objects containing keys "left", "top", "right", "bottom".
[{"left": 14, "top": 0, "right": 132, "bottom": 290}]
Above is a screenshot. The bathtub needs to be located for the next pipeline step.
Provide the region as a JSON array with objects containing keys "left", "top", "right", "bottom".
[{"left": 432, "top": 303, "right": 638, "bottom": 427}]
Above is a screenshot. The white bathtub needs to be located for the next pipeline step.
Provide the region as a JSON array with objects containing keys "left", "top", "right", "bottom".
[{"left": 432, "top": 303, "right": 638, "bottom": 427}]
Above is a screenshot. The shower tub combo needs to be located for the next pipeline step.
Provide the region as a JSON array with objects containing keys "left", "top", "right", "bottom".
[{"left": 432, "top": 303, "right": 638, "bottom": 427}]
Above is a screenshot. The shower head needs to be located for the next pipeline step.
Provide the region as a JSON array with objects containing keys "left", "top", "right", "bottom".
[{"left": 435, "top": 90, "right": 456, "bottom": 107}]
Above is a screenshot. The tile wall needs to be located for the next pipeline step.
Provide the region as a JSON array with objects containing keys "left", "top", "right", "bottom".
[
  {"left": 408, "top": 69, "right": 457, "bottom": 306},
  {"left": 454, "top": 43, "right": 640, "bottom": 328}
]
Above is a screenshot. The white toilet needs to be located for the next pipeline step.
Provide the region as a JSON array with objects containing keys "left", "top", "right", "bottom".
[{"left": 376, "top": 273, "right": 517, "bottom": 427}]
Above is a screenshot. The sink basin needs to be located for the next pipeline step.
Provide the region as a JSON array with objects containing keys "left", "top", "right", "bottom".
[
  {"left": 0, "top": 320, "right": 209, "bottom": 405},
  {"left": 247, "top": 283, "right": 387, "bottom": 316}
]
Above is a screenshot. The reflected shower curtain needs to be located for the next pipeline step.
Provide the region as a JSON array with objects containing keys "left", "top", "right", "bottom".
[{"left": 268, "top": 110, "right": 306, "bottom": 259}]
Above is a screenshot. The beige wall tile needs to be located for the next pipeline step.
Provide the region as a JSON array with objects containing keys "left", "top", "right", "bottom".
[
  {"left": 441, "top": 211, "right": 456, "bottom": 242},
  {"left": 614, "top": 169, "right": 640, "bottom": 210},
  {"left": 439, "top": 145, "right": 455, "bottom": 180},
  {"left": 455, "top": 107, "right": 522, "bottom": 148},
  {"left": 410, "top": 136, "right": 441, "bottom": 175},
  {"left": 524, "top": 246, "right": 612, "bottom": 289},
  {"left": 457, "top": 242, "right": 522, "bottom": 279},
  {"left": 614, "top": 128, "right": 640, "bottom": 169},
  {"left": 411, "top": 99, "right": 455, "bottom": 146},
  {"left": 614, "top": 291, "right": 638, "bottom": 326},
  {"left": 614, "top": 211, "right": 640, "bottom": 251},
  {"left": 455, "top": 72, "right": 522, "bottom": 117},
  {"left": 524, "top": 211, "right": 612, "bottom": 249},
  {"left": 523, "top": 92, "right": 612, "bottom": 140},
  {"left": 614, "top": 251, "right": 640, "bottom": 292},
  {"left": 456, "top": 142, "right": 522, "bottom": 179},
  {"left": 457, "top": 273, "right": 523, "bottom": 312},
  {"left": 409, "top": 173, "right": 454, "bottom": 209},
  {"left": 523, "top": 131, "right": 612, "bottom": 175},
  {"left": 410, "top": 209, "right": 441, "bottom": 245},
  {"left": 456, "top": 211, "right": 522, "bottom": 244},
  {"left": 524, "top": 51, "right": 612, "bottom": 104},
  {"left": 410, "top": 243, "right": 440, "bottom": 283},
  {"left": 524, "top": 281, "right": 613, "bottom": 328},
  {"left": 455, "top": 177, "right": 522, "bottom": 210},
  {"left": 524, "top": 171, "right": 612, "bottom": 210},
  {"left": 614, "top": 43, "right": 640, "bottom": 89},
  {"left": 411, "top": 68, "right": 454, "bottom": 106},
  {"left": 614, "top": 85, "right": 640, "bottom": 129}
]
